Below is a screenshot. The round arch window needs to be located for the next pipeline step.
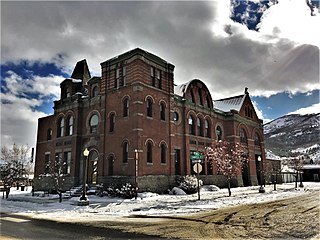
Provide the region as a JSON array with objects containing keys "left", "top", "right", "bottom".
[{"left": 90, "top": 114, "right": 99, "bottom": 133}]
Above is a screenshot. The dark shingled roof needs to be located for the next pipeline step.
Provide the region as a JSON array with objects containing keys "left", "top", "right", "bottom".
[{"left": 71, "top": 59, "right": 91, "bottom": 84}]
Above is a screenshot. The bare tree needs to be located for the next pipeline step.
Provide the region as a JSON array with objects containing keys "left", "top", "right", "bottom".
[
  {"left": 38, "top": 155, "right": 67, "bottom": 203},
  {"left": 206, "top": 140, "right": 248, "bottom": 196},
  {"left": 287, "top": 156, "right": 304, "bottom": 188},
  {"left": 0, "top": 144, "right": 31, "bottom": 190}
]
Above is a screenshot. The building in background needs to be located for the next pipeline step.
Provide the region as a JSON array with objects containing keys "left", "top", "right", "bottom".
[{"left": 34, "top": 48, "right": 265, "bottom": 192}]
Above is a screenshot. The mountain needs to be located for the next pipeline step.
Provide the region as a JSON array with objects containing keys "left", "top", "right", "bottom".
[{"left": 264, "top": 113, "right": 320, "bottom": 162}]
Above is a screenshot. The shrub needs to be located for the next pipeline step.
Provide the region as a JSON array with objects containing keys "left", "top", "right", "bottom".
[
  {"left": 106, "top": 183, "right": 136, "bottom": 199},
  {"left": 178, "top": 175, "right": 203, "bottom": 194}
]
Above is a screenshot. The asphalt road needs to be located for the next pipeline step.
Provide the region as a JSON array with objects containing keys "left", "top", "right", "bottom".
[{"left": 0, "top": 213, "right": 163, "bottom": 240}]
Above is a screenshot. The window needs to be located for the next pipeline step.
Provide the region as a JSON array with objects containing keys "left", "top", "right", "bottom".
[
  {"left": 115, "top": 68, "right": 120, "bottom": 88},
  {"left": 160, "top": 102, "right": 165, "bottom": 121},
  {"left": 161, "top": 143, "right": 166, "bottom": 164},
  {"left": 206, "top": 95, "right": 211, "bottom": 109},
  {"left": 57, "top": 117, "right": 64, "bottom": 138},
  {"left": 66, "top": 116, "right": 73, "bottom": 136},
  {"left": 92, "top": 86, "right": 99, "bottom": 97},
  {"left": 109, "top": 113, "right": 115, "bottom": 132},
  {"left": 47, "top": 128, "right": 52, "bottom": 141},
  {"left": 198, "top": 88, "right": 203, "bottom": 105},
  {"left": 216, "top": 126, "right": 222, "bottom": 140},
  {"left": 240, "top": 128, "right": 248, "bottom": 144},
  {"left": 63, "top": 151, "right": 71, "bottom": 174},
  {"left": 65, "top": 87, "right": 71, "bottom": 98},
  {"left": 44, "top": 154, "right": 50, "bottom": 174},
  {"left": 254, "top": 133, "right": 261, "bottom": 146},
  {"left": 123, "top": 98, "right": 129, "bottom": 117},
  {"left": 173, "top": 111, "right": 179, "bottom": 122},
  {"left": 205, "top": 119, "right": 210, "bottom": 138},
  {"left": 147, "top": 141, "right": 153, "bottom": 163},
  {"left": 147, "top": 98, "right": 153, "bottom": 117},
  {"left": 122, "top": 141, "right": 129, "bottom": 163},
  {"left": 150, "top": 67, "right": 161, "bottom": 89},
  {"left": 197, "top": 118, "right": 203, "bottom": 137},
  {"left": 191, "top": 91, "right": 196, "bottom": 103},
  {"left": 55, "top": 152, "right": 63, "bottom": 173},
  {"left": 90, "top": 114, "right": 99, "bottom": 133},
  {"left": 122, "top": 65, "right": 126, "bottom": 87},
  {"left": 189, "top": 115, "right": 195, "bottom": 135}
]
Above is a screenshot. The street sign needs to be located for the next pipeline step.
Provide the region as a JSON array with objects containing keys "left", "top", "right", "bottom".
[
  {"left": 193, "top": 163, "right": 202, "bottom": 174},
  {"left": 190, "top": 152, "right": 203, "bottom": 161}
]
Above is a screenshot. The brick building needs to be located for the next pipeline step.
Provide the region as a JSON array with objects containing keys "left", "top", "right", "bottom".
[{"left": 34, "top": 48, "right": 266, "bottom": 192}]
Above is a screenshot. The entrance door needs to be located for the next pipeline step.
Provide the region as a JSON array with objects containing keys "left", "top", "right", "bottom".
[
  {"left": 87, "top": 150, "right": 98, "bottom": 184},
  {"left": 174, "top": 149, "right": 181, "bottom": 175},
  {"left": 242, "top": 161, "right": 251, "bottom": 186}
]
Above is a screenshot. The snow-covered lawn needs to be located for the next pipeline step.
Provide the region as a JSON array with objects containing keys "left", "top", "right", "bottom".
[{"left": 1, "top": 182, "right": 320, "bottom": 223}]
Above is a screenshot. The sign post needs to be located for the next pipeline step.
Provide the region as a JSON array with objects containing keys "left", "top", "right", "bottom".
[{"left": 191, "top": 152, "right": 203, "bottom": 200}]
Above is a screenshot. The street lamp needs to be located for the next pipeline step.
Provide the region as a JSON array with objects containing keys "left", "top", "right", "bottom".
[
  {"left": 257, "top": 156, "right": 265, "bottom": 193},
  {"left": 134, "top": 149, "right": 138, "bottom": 200},
  {"left": 78, "top": 148, "right": 90, "bottom": 206}
]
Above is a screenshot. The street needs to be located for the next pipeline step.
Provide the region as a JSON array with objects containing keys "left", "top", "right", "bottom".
[{"left": 0, "top": 213, "right": 163, "bottom": 240}]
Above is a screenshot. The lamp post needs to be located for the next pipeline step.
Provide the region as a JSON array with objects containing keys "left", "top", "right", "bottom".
[
  {"left": 134, "top": 149, "right": 138, "bottom": 200},
  {"left": 78, "top": 148, "right": 89, "bottom": 206},
  {"left": 257, "top": 156, "right": 265, "bottom": 193}
]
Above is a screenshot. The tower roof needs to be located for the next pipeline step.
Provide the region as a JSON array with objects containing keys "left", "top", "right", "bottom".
[{"left": 71, "top": 59, "right": 91, "bottom": 84}]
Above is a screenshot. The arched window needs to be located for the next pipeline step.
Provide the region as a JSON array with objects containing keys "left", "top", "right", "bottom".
[
  {"left": 188, "top": 115, "right": 195, "bottom": 135},
  {"left": 198, "top": 88, "right": 203, "bottom": 106},
  {"left": 161, "top": 143, "right": 166, "bottom": 164},
  {"left": 216, "top": 125, "right": 222, "bottom": 140},
  {"left": 47, "top": 128, "right": 52, "bottom": 141},
  {"left": 123, "top": 98, "right": 129, "bottom": 117},
  {"left": 92, "top": 86, "right": 99, "bottom": 97},
  {"left": 254, "top": 133, "right": 261, "bottom": 146},
  {"left": 122, "top": 141, "right": 129, "bottom": 163},
  {"left": 147, "top": 141, "right": 153, "bottom": 163},
  {"left": 160, "top": 102, "right": 165, "bottom": 121},
  {"left": 197, "top": 118, "right": 203, "bottom": 137},
  {"left": 90, "top": 114, "right": 99, "bottom": 133},
  {"left": 173, "top": 111, "right": 179, "bottom": 122},
  {"left": 109, "top": 113, "right": 115, "bottom": 132},
  {"left": 205, "top": 119, "right": 210, "bottom": 138},
  {"left": 240, "top": 128, "right": 248, "bottom": 144},
  {"left": 206, "top": 95, "right": 211, "bottom": 109},
  {"left": 57, "top": 117, "right": 64, "bottom": 137},
  {"left": 191, "top": 91, "right": 196, "bottom": 103},
  {"left": 66, "top": 115, "right": 74, "bottom": 136},
  {"left": 147, "top": 98, "right": 153, "bottom": 117}
]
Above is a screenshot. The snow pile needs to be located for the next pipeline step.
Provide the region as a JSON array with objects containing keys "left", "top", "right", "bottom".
[{"left": 1, "top": 182, "right": 319, "bottom": 222}]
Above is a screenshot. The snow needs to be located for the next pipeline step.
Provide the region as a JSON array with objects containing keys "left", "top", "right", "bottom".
[
  {"left": 214, "top": 95, "right": 245, "bottom": 112},
  {"left": 1, "top": 182, "right": 320, "bottom": 223}
]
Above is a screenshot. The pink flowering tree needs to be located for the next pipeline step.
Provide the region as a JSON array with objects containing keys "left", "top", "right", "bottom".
[{"left": 206, "top": 140, "right": 248, "bottom": 196}]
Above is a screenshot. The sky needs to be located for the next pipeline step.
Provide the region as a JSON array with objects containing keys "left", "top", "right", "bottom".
[{"left": 1, "top": 0, "right": 319, "bottom": 148}]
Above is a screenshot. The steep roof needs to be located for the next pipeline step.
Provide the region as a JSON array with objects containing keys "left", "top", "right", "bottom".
[
  {"left": 214, "top": 94, "right": 246, "bottom": 112},
  {"left": 71, "top": 59, "right": 91, "bottom": 83},
  {"left": 174, "top": 80, "right": 193, "bottom": 97}
]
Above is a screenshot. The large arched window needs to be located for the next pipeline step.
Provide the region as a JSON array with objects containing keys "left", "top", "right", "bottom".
[
  {"left": 254, "top": 132, "right": 261, "bottom": 146},
  {"left": 216, "top": 125, "right": 222, "bottom": 140},
  {"left": 160, "top": 143, "right": 166, "bottom": 164},
  {"left": 66, "top": 115, "right": 74, "bottom": 136},
  {"left": 197, "top": 118, "right": 203, "bottom": 137},
  {"left": 147, "top": 98, "right": 153, "bottom": 117},
  {"left": 205, "top": 119, "right": 211, "bottom": 138},
  {"left": 109, "top": 113, "right": 115, "bottom": 132},
  {"left": 188, "top": 115, "right": 195, "bottom": 135},
  {"left": 57, "top": 117, "right": 64, "bottom": 137},
  {"left": 147, "top": 141, "right": 153, "bottom": 163},
  {"left": 90, "top": 114, "right": 99, "bottom": 133},
  {"left": 240, "top": 128, "right": 248, "bottom": 144},
  {"left": 123, "top": 98, "right": 129, "bottom": 117},
  {"left": 122, "top": 141, "right": 129, "bottom": 163},
  {"left": 160, "top": 102, "right": 166, "bottom": 121}
]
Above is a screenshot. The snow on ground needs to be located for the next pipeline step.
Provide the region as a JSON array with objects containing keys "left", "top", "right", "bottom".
[{"left": 1, "top": 182, "right": 320, "bottom": 223}]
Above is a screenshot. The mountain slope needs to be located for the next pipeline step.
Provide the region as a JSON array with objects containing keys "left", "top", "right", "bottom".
[{"left": 264, "top": 113, "right": 320, "bottom": 161}]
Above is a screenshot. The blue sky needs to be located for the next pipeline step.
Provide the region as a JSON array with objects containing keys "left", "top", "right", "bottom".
[{"left": 1, "top": 0, "right": 319, "bottom": 147}]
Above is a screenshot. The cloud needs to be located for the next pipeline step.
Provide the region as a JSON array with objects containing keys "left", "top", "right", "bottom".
[
  {"left": 252, "top": 100, "right": 272, "bottom": 123},
  {"left": 1, "top": 71, "right": 64, "bottom": 147},
  {"left": 288, "top": 103, "right": 320, "bottom": 115},
  {"left": 1, "top": 1, "right": 319, "bottom": 100}
]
